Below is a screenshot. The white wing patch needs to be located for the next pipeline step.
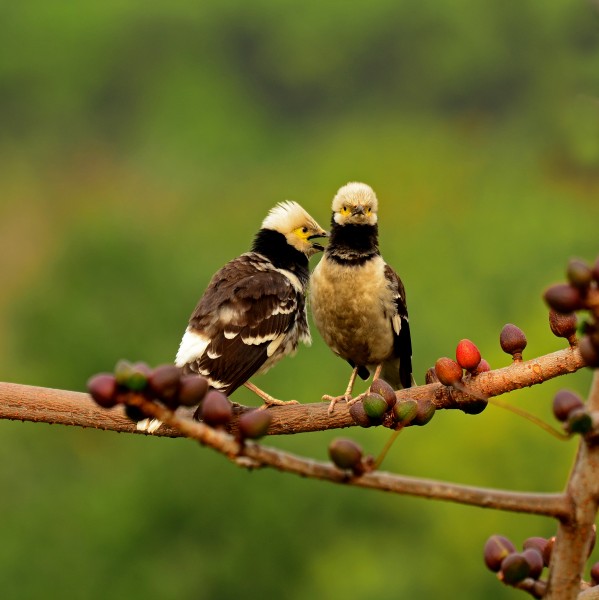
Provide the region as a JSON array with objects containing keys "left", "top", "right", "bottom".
[
  {"left": 392, "top": 314, "right": 401, "bottom": 335},
  {"left": 175, "top": 328, "right": 210, "bottom": 367},
  {"left": 267, "top": 333, "right": 287, "bottom": 357},
  {"left": 242, "top": 333, "right": 279, "bottom": 345}
]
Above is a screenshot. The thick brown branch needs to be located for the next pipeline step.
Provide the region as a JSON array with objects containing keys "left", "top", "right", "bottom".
[{"left": 0, "top": 346, "right": 585, "bottom": 437}]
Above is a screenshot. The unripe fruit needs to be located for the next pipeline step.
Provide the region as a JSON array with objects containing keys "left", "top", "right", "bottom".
[
  {"left": 362, "top": 393, "right": 388, "bottom": 419},
  {"left": 567, "top": 407, "right": 593, "bottom": 435},
  {"left": 544, "top": 284, "right": 583, "bottom": 313},
  {"left": 549, "top": 310, "right": 578, "bottom": 343},
  {"left": 178, "top": 375, "right": 209, "bottom": 407},
  {"left": 500, "top": 324, "right": 527, "bottom": 360},
  {"left": 393, "top": 400, "right": 418, "bottom": 425},
  {"left": 474, "top": 358, "right": 491, "bottom": 375},
  {"left": 238, "top": 410, "right": 272, "bottom": 440},
  {"left": 501, "top": 552, "right": 531, "bottom": 585},
  {"left": 567, "top": 258, "right": 593, "bottom": 290},
  {"left": 522, "top": 548, "right": 544, "bottom": 579},
  {"left": 201, "top": 390, "right": 232, "bottom": 427},
  {"left": 349, "top": 402, "right": 372, "bottom": 427},
  {"left": 87, "top": 373, "right": 119, "bottom": 408},
  {"left": 552, "top": 389, "right": 584, "bottom": 422},
  {"left": 148, "top": 365, "right": 181, "bottom": 400},
  {"left": 434, "top": 357, "right": 463, "bottom": 386},
  {"left": 580, "top": 335, "right": 599, "bottom": 367},
  {"left": 370, "top": 379, "right": 396, "bottom": 408},
  {"left": 484, "top": 535, "right": 516, "bottom": 572},
  {"left": 413, "top": 399, "right": 436, "bottom": 426},
  {"left": 328, "top": 438, "right": 363, "bottom": 470},
  {"left": 455, "top": 339, "right": 482, "bottom": 371},
  {"left": 114, "top": 359, "right": 148, "bottom": 391}
]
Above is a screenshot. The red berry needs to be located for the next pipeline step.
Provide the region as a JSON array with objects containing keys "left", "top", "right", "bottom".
[
  {"left": 434, "top": 357, "right": 463, "bottom": 386},
  {"left": 552, "top": 389, "right": 584, "bottom": 422},
  {"left": 522, "top": 548, "right": 544, "bottom": 579},
  {"left": 238, "top": 410, "right": 272, "bottom": 440},
  {"left": 178, "top": 375, "right": 209, "bottom": 407},
  {"left": 328, "top": 438, "right": 363, "bottom": 471},
  {"left": 456, "top": 339, "right": 482, "bottom": 371},
  {"left": 501, "top": 552, "right": 530, "bottom": 584},
  {"left": 549, "top": 310, "right": 578, "bottom": 342},
  {"left": 474, "top": 358, "right": 491, "bottom": 374}
]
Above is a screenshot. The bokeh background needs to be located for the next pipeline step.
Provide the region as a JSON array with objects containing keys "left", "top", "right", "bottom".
[{"left": 1, "top": 1, "right": 599, "bottom": 598}]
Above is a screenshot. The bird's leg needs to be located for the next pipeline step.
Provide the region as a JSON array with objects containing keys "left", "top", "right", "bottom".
[
  {"left": 348, "top": 363, "right": 383, "bottom": 405},
  {"left": 244, "top": 381, "right": 300, "bottom": 409},
  {"left": 323, "top": 367, "right": 359, "bottom": 414}
]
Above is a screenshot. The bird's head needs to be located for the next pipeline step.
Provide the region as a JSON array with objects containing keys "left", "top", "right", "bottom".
[
  {"left": 331, "top": 182, "right": 378, "bottom": 227},
  {"left": 261, "top": 201, "right": 328, "bottom": 257}
]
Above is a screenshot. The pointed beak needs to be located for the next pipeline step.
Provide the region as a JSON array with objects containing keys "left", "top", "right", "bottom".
[
  {"left": 308, "top": 229, "right": 329, "bottom": 252},
  {"left": 351, "top": 205, "right": 365, "bottom": 216}
]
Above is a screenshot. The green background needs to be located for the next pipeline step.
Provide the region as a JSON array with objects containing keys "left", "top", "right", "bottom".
[{"left": 1, "top": 1, "right": 598, "bottom": 598}]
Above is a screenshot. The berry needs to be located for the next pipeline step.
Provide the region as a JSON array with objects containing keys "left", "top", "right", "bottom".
[
  {"left": 413, "top": 399, "right": 436, "bottom": 426},
  {"left": 392, "top": 400, "right": 418, "bottom": 425},
  {"left": 523, "top": 537, "right": 548, "bottom": 557},
  {"left": 460, "top": 398, "right": 488, "bottom": 415},
  {"left": 484, "top": 535, "right": 516, "bottom": 572},
  {"left": 501, "top": 552, "right": 530, "bottom": 585},
  {"left": 148, "top": 365, "right": 181, "bottom": 401},
  {"left": 87, "top": 373, "right": 118, "bottom": 408},
  {"left": 591, "top": 561, "right": 599, "bottom": 586},
  {"left": 549, "top": 309, "right": 578, "bottom": 343},
  {"left": 362, "top": 393, "right": 388, "bottom": 420},
  {"left": 567, "top": 258, "right": 593, "bottom": 290},
  {"left": 544, "top": 284, "right": 583, "bottom": 314},
  {"left": 201, "top": 390, "right": 233, "bottom": 427},
  {"left": 474, "top": 358, "right": 491, "bottom": 375},
  {"left": 370, "top": 379, "right": 396, "bottom": 408},
  {"left": 552, "top": 389, "right": 584, "bottom": 422},
  {"left": 328, "top": 438, "right": 363, "bottom": 471},
  {"left": 522, "top": 548, "right": 544, "bottom": 579},
  {"left": 238, "top": 410, "right": 272, "bottom": 440},
  {"left": 349, "top": 402, "right": 372, "bottom": 428},
  {"left": 500, "top": 324, "right": 527, "bottom": 360},
  {"left": 566, "top": 407, "right": 593, "bottom": 435},
  {"left": 455, "top": 339, "right": 482, "bottom": 371},
  {"left": 114, "top": 359, "right": 148, "bottom": 391},
  {"left": 580, "top": 335, "right": 599, "bottom": 367},
  {"left": 434, "top": 357, "right": 463, "bottom": 386},
  {"left": 178, "top": 375, "right": 209, "bottom": 407}
]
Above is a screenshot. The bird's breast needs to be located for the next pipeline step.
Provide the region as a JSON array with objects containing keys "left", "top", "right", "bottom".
[{"left": 310, "top": 256, "right": 396, "bottom": 365}]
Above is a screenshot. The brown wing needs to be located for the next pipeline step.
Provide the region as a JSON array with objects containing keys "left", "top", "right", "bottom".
[
  {"left": 183, "top": 254, "right": 302, "bottom": 395},
  {"left": 384, "top": 264, "right": 413, "bottom": 389}
]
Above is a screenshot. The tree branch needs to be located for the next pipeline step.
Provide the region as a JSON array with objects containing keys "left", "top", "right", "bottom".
[
  {"left": 119, "top": 392, "right": 573, "bottom": 520},
  {"left": 0, "top": 346, "right": 585, "bottom": 437},
  {"left": 546, "top": 369, "right": 599, "bottom": 599}
]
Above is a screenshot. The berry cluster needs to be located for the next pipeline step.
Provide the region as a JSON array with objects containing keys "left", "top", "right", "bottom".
[
  {"left": 544, "top": 256, "right": 599, "bottom": 367},
  {"left": 552, "top": 389, "right": 594, "bottom": 437},
  {"left": 433, "top": 338, "right": 490, "bottom": 414},
  {"left": 87, "top": 360, "right": 271, "bottom": 441},
  {"left": 484, "top": 528, "right": 597, "bottom": 595},
  {"left": 348, "top": 378, "right": 435, "bottom": 429}
]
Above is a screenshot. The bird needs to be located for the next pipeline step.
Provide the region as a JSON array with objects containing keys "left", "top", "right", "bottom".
[
  {"left": 136, "top": 201, "right": 328, "bottom": 433},
  {"left": 310, "top": 182, "right": 414, "bottom": 413}
]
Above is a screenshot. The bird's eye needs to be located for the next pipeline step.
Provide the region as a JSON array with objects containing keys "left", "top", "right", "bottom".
[
  {"left": 301, "top": 227, "right": 308, "bottom": 233},
  {"left": 342, "top": 206, "right": 347, "bottom": 213},
  {"left": 366, "top": 207, "right": 372, "bottom": 213}
]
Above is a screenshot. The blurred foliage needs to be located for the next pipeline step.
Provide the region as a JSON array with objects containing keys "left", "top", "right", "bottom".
[{"left": 1, "top": 1, "right": 599, "bottom": 598}]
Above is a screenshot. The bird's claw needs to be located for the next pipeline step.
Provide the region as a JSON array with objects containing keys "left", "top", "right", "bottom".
[
  {"left": 323, "top": 394, "right": 352, "bottom": 414},
  {"left": 259, "top": 398, "right": 299, "bottom": 410}
]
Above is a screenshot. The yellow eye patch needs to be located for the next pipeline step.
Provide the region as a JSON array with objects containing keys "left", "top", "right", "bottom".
[
  {"left": 294, "top": 226, "right": 311, "bottom": 239},
  {"left": 340, "top": 206, "right": 351, "bottom": 215}
]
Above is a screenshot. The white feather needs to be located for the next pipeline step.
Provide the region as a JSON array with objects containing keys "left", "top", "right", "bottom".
[{"left": 175, "top": 328, "right": 210, "bottom": 367}]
